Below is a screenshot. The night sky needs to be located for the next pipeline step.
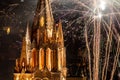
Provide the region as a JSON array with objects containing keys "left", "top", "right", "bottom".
[
  {"left": 0, "top": 0, "right": 36, "bottom": 59},
  {"left": 0, "top": 0, "right": 85, "bottom": 60}
]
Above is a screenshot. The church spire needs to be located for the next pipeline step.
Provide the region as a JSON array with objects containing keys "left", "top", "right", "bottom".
[
  {"left": 20, "top": 37, "right": 27, "bottom": 68},
  {"left": 57, "top": 20, "right": 64, "bottom": 47},
  {"left": 33, "top": 0, "right": 54, "bottom": 29},
  {"left": 25, "top": 22, "right": 31, "bottom": 65},
  {"left": 26, "top": 22, "right": 31, "bottom": 44},
  {"left": 32, "top": 0, "right": 54, "bottom": 45}
]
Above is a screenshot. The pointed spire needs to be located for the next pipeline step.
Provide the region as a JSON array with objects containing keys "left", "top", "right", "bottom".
[
  {"left": 57, "top": 20, "right": 64, "bottom": 47},
  {"left": 26, "top": 22, "right": 31, "bottom": 43},
  {"left": 25, "top": 22, "right": 31, "bottom": 64},
  {"left": 45, "top": 0, "right": 54, "bottom": 29},
  {"left": 20, "top": 37, "right": 27, "bottom": 67},
  {"left": 33, "top": 0, "right": 54, "bottom": 29},
  {"left": 32, "top": 0, "right": 54, "bottom": 44}
]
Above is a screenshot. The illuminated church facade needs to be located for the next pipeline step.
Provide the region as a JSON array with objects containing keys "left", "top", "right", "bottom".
[{"left": 14, "top": 0, "right": 67, "bottom": 80}]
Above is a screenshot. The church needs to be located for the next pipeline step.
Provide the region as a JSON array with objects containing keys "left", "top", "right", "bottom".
[{"left": 14, "top": 0, "right": 67, "bottom": 80}]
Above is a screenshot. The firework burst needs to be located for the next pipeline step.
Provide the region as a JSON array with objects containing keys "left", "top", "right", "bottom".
[
  {"left": 52, "top": 0, "right": 120, "bottom": 80},
  {"left": 72, "top": 0, "right": 120, "bottom": 80}
]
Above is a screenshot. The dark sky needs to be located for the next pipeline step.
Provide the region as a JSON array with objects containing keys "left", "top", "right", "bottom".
[{"left": 0, "top": 0, "right": 37, "bottom": 59}]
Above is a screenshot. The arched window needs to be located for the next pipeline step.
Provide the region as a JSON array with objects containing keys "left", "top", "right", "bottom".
[
  {"left": 46, "top": 48, "right": 52, "bottom": 71},
  {"left": 30, "top": 48, "right": 37, "bottom": 68},
  {"left": 39, "top": 48, "right": 44, "bottom": 70},
  {"left": 57, "top": 48, "right": 62, "bottom": 71}
]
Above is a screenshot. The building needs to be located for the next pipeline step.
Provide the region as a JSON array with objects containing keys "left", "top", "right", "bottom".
[{"left": 14, "top": 0, "right": 67, "bottom": 80}]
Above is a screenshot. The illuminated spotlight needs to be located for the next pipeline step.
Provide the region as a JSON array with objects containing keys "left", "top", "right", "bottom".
[{"left": 99, "top": 0, "right": 106, "bottom": 10}]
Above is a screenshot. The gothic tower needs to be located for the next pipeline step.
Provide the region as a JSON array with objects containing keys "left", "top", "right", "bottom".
[{"left": 14, "top": 0, "right": 67, "bottom": 80}]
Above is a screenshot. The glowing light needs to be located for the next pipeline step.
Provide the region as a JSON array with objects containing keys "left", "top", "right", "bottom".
[
  {"left": 7, "top": 27, "right": 10, "bottom": 34},
  {"left": 99, "top": 0, "right": 106, "bottom": 10},
  {"left": 16, "top": 77, "right": 19, "bottom": 80},
  {"left": 26, "top": 78, "right": 29, "bottom": 80},
  {"left": 47, "top": 29, "right": 53, "bottom": 38},
  {"left": 40, "top": 17, "right": 44, "bottom": 27}
]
